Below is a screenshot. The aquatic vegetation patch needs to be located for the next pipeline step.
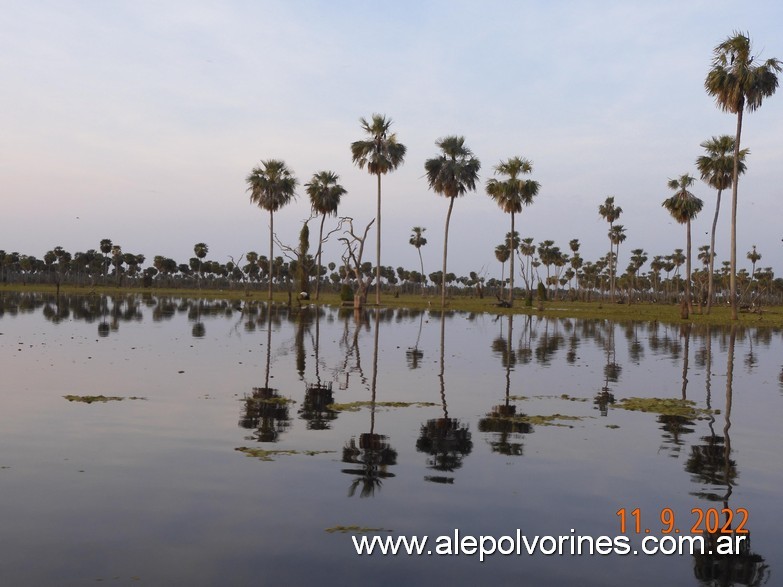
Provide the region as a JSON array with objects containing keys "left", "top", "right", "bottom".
[
  {"left": 614, "top": 397, "right": 714, "bottom": 419},
  {"left": 235, "top": 447, "right": 335, "bottom": 461},
  {"left": 325, "top": 526, "right": 392, "bottom": 534},
  {"left": 508, "top": 394, "right": 588, "bottom": 402},
  {"left": 500, "top": 413, "right": 584, "bottom": 427},
  {"left": 327, "top": 401, "right": 437, "bottom": 412},
  {"left": 63, "top": 395, "right": 147, "bottom": 403}
]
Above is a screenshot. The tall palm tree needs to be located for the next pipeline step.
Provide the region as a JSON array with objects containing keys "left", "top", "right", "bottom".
[
  {"left": 747, "top": 245, "right": 761, "bottom": 282},
  {"left": 246, "top": 160, "right": 298, "bottom": 301},
  {"left": 486, "top": 156, "right": 540, "bottom": 306},
  {"left": 696, "top": 135, "right": 749, "bottom": 313},
  {"left": 193, "top": 242, "right": 208, "bottom": 288},
  {"left": 627, "top": 248, "right": 648, "bottom": 304},
  {"left": 608, "top": 225, "right": 626, "bottom": 299},
  {"left": 662, "top": 174, "right": 704, "bottom": 316},
  {"left": 705, "top": 32, "right": 781, "bottom": 319},
  {"left": 409, "top": 227, "right": 427, "bottom": 296},
  {"left": 424, "top": 136, "right": 481, "bottom": 308},
  {"left": 350, "top": 114, "right": 407, "bottom": 306},
  {"left": 598, "top": 197, "right": 623, "bottom": 302},
  {"left": 305, "top": 170, "right": 346, "bottom": 301},
  {"left": 494, "top": 243, "right": 511, "bottom": 297},
  {"left": 519, "top": 237, "right": 536, "bottom": 296},
  {"left": 99, "top": 238, "right": 112, "bottom": 278}
]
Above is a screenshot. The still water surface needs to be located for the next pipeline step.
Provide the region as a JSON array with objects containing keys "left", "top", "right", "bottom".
[{"left": 0, "top": 293, "right": 781, "bottom": 586}]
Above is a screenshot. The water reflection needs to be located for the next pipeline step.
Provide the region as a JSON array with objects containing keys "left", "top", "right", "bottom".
[
  {"left": 690, "top": 327, "right": 769, "bottom": 586},
  {"left": 298, "top": 308, "right": 338, "bottom": 430},
  {"left": 238, "top": 304, "right": 291, "bottom": 442},
  {"left": 595, "top": 320, "right": 620, "bottom": 416},
  {"left": 2, "top": 292, "right": 781, "bottom": 585},
  {"left": 478, "top": 314, "right": 532, "bottom": 456},
  {"left": 657, "top": 325, "right": 696, "bottom": 457},
  {"left": 417, "top": 314, "right": 472, "bottom": 482},
  {"left": 341, "top": 311, "right": 397, "bottom": 497},
  {"left": 406, "top": 310, "right": 425, "bottom": 369}
]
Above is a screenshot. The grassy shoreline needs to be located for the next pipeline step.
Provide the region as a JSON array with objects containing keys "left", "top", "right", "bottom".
[{"left": 2, "top": 283, "right": 781, "bottom": 327}]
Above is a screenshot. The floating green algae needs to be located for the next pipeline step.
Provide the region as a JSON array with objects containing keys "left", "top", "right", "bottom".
[
  {"left": 508, "top": 394, "right": 588, "bottom": 402},
  {"left": 325, "top": 526, "right": 392, "bottom": 534},
  {"left": 497, "top": 413, "right": 584, "bottom": 427},
  {"left": 235, "top": 447, "right": 335, "bottom": 461},
  {"left": 63, "top": 395, "right": 146, "bottom": 403},
  {"left": 327, "top": 401, "right": 437, "bottom": 412},
  {"left": 614, "top": 397, "right": 714, "bottom": 419}
]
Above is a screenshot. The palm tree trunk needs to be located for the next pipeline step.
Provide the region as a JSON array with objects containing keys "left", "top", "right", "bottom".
[
  {"left": 264, "top": 306, "right": 272, "bottom": 388},
  {"left": 730, "top": 108, "right": 744, "bottom": 320},
  {"left": 268, "top": 210, "right": 274, "bottom": 301},
  {"left": 417, "top": 247, "right": 425, "bottom": 296},
  {"left": 608, "top": 225, "right": 615, "bottom": 303},
  {"left": 441, "top": 196, "right": 455, "bottom": 308},
  {"left": 315, "top": 213, "right": 326, "bottom": 301},
  {"left": 375, "top": 172, "right": 381, "bottom": 306},
  {"left": 706, "top": 189, "right": 722, "bottom": 314},
  {"left": 615, "top": 242, "right": 620, "bottom": 302},
  {"left": 686, "top": 219, "right": 693, "bottom": 315},
  {"left": 508, "top": 212, "right": 515, "bottom": 306}
]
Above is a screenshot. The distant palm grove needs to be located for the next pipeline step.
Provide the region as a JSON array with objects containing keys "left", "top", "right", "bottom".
[{"left": 3, "top": 32, "right": 781, "bottom": 317}]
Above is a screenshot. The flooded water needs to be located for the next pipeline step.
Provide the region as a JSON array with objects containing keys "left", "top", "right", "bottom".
[{"left": 1, "top": 293, "right": 781, "bottom": 586}]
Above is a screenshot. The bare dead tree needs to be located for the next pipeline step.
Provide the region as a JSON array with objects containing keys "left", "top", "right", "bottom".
[{"left": 338, "top": 217, "right": 375, "bottom": 309}]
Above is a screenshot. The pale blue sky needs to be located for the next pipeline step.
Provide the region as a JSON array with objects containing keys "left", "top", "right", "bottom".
[{"left": 2, "top": 1, "right": 781, "bottom": 279}]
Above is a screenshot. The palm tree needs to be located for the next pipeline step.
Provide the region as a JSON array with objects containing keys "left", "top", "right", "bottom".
[
  {"left": 494, "top": 243, "right": 511, "bottom": 298},
  {"left": 747, "top": 245, "right": 761, "bottom": 281},
  {"left": 662, "top": 174, "right": 704, "bottom": 316},
  {"left": 305, "top": 170, "right": 346, "bottom": 301},
  {"left": 696, "top": 135, "right": 749, "bottom": 313},
  {"left": 519, "top": 237, "right": 536, "bottom": 296},
  {"left": 246, "top": 160, "right": 298, "bottom": 301},
  {"left": 350, "top": 114, "right": 407, "bottom": 305},
  {"left": 99, "top": 238, "right": 112, "bottom": 278},
  {"left": 627, "top": 248, "right": 648, "bottom": 304},
  {"left": 598, "top": 197, "right": 623, "bottom": 302},
  {"left": 486, "top": 157, "right": 540, "bottom": 306},
  {"left": 705, "top": 32, "right": 781, "bottom": 319},
  {"left": 409, "top": 227, "right": 428, "bottom": 296},
  {"left": 193, "top": 242, "right": 208, "bottom": 288},
  {"left": 608, "top": 225, "right": 626, "bottom": 298},
  {"left": 424, "top": 136, "right": 481, "bottom": 308}
]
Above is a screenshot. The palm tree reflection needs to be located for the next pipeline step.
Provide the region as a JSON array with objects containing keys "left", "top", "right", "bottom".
[
  {"left": 595, "top": 320, "right": 620, "bottom": 416},
  {"left": 341, "top": 310, "right": 397, "bottom": 497},
  {"left": 659, "top": 325, "right": 695, "bottom": 456},
  {"left": 690, "top": 327, "right": 768, "bottom": 585},
  {"left": 416, "top": 313, "right": 472, "bottom": 481},
  {"left": 238, "top": 304, "right": 291, "bottom": 442},
  {"left": 478, "top": 314, "right": 532, "bottom": 456},
  {"left": 406, "top": 310, "right": 425, "bottom": 369},
  {"left": 299, "top": 307, "right": 338, "bottom": 430}
]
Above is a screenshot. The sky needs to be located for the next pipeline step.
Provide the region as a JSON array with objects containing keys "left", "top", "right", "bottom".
[{"left": 2, "top": 0, "right": 782, "bottom": 281}]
